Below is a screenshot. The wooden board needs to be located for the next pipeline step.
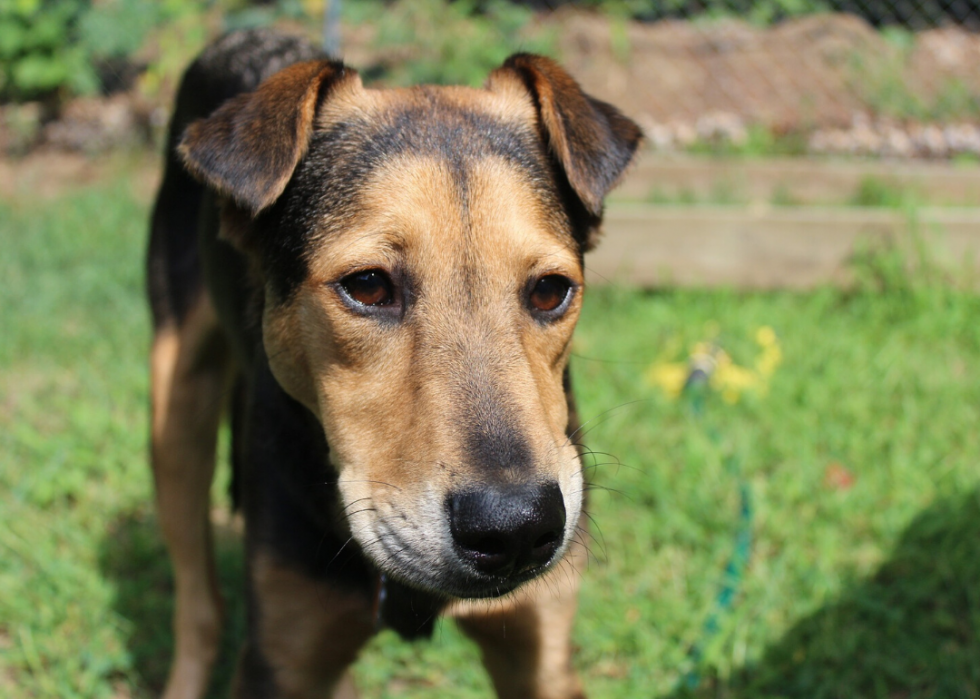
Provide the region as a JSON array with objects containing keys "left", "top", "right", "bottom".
[{"left": 590, "top": 205, "right": 980, "bottom": 288}]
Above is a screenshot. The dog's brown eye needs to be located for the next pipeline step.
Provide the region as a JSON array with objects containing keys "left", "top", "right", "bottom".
[
  {"left": 341, "top": 270, "right": 394, "bottom": 306},
  {"left": 529, "top": 275, "right": 572, "bottom": 314}
]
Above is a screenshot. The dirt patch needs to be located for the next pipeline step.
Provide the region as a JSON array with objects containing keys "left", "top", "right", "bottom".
[
  {"left": 556, "top": 12, "right": 980, "bottom": 132},
  {"left": 0, "top": 91, "right": 163, "bottom": 157},
  {"left": 559, "top": 13, "right": 873, "bottom": 129},
  {"left": 0, "top": 150, "right": 161, "bottom": 201}
]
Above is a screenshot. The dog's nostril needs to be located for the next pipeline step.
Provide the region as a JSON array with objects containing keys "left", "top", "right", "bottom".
[
  {"left": 454, "top": 532, "right": 515, "bottom": 576},
  {"left": 466, "top": 535, "right": 509, "bottom": 557},
  {"left": 449, "top": 482, "right": 565, "bottom": 579},
  {"left": 532, "top": 530, "right": 560, "bottom": 551},
  {"left": 452, "top": 529, "right": 516, "bottom": 576},
  {"left": 527, "top": 527, "right": 562, "bottom": 572}
]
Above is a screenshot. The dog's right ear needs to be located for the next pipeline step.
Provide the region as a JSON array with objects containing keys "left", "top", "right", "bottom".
[
  {"left": 179, "top": 59, "right": 354, "bottom": 216},
  {"left": 488, "top": 54, "right": 642, "bottom": 223}
]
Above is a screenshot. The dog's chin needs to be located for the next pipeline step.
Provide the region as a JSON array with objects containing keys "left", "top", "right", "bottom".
[
  {"left": 445, "top": 570, "right": 543, "bottom": 600},
  {"left": 352, "top": 503, "right": 578, "bottom": 600},
  {"left": 384, "top": 562, "right": 551, "bottom": 601},
  {"left": 368, "top": 539, "right": 561, "bottom": 601}
]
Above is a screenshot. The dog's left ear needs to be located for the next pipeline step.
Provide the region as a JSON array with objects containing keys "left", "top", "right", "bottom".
[
  {"left": 488, "top": 54, "right": 642, "bottom": 237},
  {"left": 179, "top": 59, "right": 355, "bottom": 216}
]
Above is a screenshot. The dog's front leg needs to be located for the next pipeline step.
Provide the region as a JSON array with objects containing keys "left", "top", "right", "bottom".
[
  {"left": 454, "top": 545, "right": 588, "bottom": 699},
  {"left": 231, "top": 551, "right": 375, "bottom": 699}
]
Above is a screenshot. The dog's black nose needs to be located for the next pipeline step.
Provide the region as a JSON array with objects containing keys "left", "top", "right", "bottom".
[{"left": 449, "top": 482, "right": 566, "bottom": 578}]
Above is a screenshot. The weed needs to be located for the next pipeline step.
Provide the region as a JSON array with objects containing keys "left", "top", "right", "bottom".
[
  {"left": 609, "top": 13, "right": 632, "bottom": 64},
  {"left": 952, "top": 152, "right": 980, "bottom": 168},
  {"left": 850, "top": 35, "right": 980, "bottom": 123},
  {"left": 641, "top": 182, "right": 747, "bottom": 206},
  {"left": 848, "top": 176, "right": 916, "bottom": 208},
  {"left": 358, "top": 0, "right": 555, "bottom": 88},
  {"left": 688, "top": 125, "right": 809, "bottom": 159},
  {"left": 770, "top": 183, "right": 802, "bottom": 207},
  {"left": 845, "top": 206, "right": 966, "bottom": 299}
]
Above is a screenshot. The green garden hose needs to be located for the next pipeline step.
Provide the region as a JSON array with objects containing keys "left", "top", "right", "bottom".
[{"left": 674, "top": 367, "right": 754, "bottom": 692}]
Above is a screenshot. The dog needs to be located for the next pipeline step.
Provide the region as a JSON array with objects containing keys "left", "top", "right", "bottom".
[{"left": 147, "top": 28, "right": 640, "bottom": 699}]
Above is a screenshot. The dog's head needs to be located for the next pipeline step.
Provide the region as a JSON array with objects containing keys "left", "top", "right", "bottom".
[{"left": 180, "top": 55, "right": 640, "bottom": 599}]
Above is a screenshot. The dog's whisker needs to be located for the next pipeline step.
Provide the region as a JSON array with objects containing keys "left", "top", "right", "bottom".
[
  {"left": 569, "top": 484, "right": 630, "bottom": 501},
  {"left": 574, "top": 449, "right": 637, "bottom": 471},
  {"left": 335, "top": 479, "right": 403, "bottom": 491},
  {"left": 391, "top": 457, "right": 455, "bottom": 471},
  {"left": 572, "top": 519, "right": 605, "bottom": 556},
  {"left": 569, "top": 352, "right": 652, "bottom": 365},
  {"left": 577, "top": 513, "right": 608, "bottom": 556},
  {"left": 321, "top": 535, "right": 356, "bottom": 572},
  {"left": 342, "top": 507, "right": 378, "bottom": 520},
  {"left": 337, "top": 496, "right": 373, "bottom": 515},
  {"left": 563, "top": 398, "right": 650, "bottom": 448},
  {"left": 568, "top": 532, "right": 602, "bottom": 567}
]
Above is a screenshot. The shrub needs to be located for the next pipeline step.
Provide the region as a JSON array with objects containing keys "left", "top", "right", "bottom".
[
  {"left": 361, "top": 0, "right": 555, "bottom": 87},
  {"left": 0, "top": 0, "right": 99, "bottom": 101},
  {"left": 0, "top": 0, "right": 211, "bottom": 103}
]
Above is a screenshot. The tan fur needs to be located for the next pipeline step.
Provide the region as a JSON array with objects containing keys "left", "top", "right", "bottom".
[
  {"left": 314, "top": 77, "right": 537, "bottom": 134},
  {"left": 451, "top": 542, "right": 588, "bottom": 698},
  {"left": 263, "top": 145, "right": 585, "bottom": 593},
  {"left": 238, "top": 552, "right": 375, "bottom": 699},
  {"left": 150, "top": 294, "right": 231, "bottom": 699}
]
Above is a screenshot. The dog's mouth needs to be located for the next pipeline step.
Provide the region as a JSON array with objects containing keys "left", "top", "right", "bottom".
[
  {"left": 371, "top": 522, "right": 565, "bottom": 600},
  {"left": 347, "top": 482, "right": 580, "bottom": 600}
]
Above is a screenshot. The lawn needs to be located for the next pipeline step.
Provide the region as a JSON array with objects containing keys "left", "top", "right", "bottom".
[{"left": 1, "top": 165, "right": 978, "bottom": 698}]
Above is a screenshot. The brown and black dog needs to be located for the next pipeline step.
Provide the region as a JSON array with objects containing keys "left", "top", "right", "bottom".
[{"left": 147, "top": 28, "right": 640, "bottom": 699}]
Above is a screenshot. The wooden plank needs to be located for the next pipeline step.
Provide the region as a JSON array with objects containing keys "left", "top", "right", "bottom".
[
  {"left": 589, "top": 205, "right": 980, "bottom": 288},
  {"left": 613, "top": 153, "right": 980, "bottom": 206}
]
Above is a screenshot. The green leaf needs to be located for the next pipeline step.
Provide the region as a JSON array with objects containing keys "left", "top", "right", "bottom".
[
  {"left": 64, "top": 44, "right": 99, "bottom": 95},
  {"left": 12, "top": 52, "right": 69, "bottom": 91},
  {"left": 8, "top": 0, "right": 42, "bottom": 18},
  {"left": 22, "top": 11, "right": 69, "bottom": 50},
  {"left": 0, "top": 18, "right": 25, "bottom": 57},
  {"left": 79, "top": 0, "right": 160, "bottom": 58}
]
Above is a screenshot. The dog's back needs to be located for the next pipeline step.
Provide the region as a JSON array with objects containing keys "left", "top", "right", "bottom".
[{"left": 148, "top": 30, "right": 321, "bottom": 337}]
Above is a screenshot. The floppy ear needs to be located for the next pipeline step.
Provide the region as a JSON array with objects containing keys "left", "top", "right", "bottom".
[
  {"left": 489, "top": 53, "right": 642, "bottom": 220},
  {"left": 179, "top": 59, "right": 354, "bottom": 216}
]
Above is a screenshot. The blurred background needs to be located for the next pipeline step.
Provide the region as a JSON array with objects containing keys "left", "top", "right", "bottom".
[{"left": 1, "top": 1, "right": 978, "bottom": 697}]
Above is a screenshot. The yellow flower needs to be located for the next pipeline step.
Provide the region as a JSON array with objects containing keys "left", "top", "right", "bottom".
[
  {"left": 646, "top": 361, "right": 689, "bottom": 399},
  {"left": 754, "top": 326, "right": 783, "bottom": 380},
  {"left": 712, "top": 353, "right": 760, "bottom": 403},
  {"left": 756, "top": 344, "right": 783, "bottom": 379},
  {"left": 646, "top": 326, "right": 782, "bottom": 403},
  {"left": 756, "top": 326, "right": 778, "bottom": 347}
]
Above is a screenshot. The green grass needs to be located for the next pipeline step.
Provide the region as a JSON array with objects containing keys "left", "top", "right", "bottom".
[{"left": 1, "top": 174, "right": 979, "bottom": 698}]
